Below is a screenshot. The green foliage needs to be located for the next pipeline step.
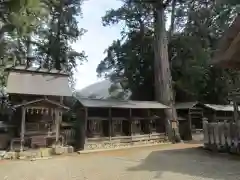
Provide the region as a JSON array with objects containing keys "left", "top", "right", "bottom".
[
  {"left": 97, "top": 0, "right": 239, "bottom": 104},
  {"left": 33, "top": 0, "right": 86, "bottom": 88},
  {"left": 0, "top": 0, "right": 86, "bottom": 113}
]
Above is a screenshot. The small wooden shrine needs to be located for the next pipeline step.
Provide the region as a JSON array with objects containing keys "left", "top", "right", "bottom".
[
  {"left": 3, "top": 65, "right": 72, "bottom": 151},
  {"left": 73, "top": 98, "right": 169, "bottom": 150},
  {"left": 175, "top": 102, "right": 203, "bottom": 140},
  {"left": 175, "top": 102, "right": 236, "bottom": 139}
]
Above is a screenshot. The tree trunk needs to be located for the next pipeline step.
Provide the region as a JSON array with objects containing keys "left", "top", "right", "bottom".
[{"left": 153, "top": 2, "right": 180, "bottom": 142}]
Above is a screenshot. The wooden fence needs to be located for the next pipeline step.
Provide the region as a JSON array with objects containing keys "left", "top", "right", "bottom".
[{"left": 203, "top": 120, "right": 240, "bottom": 153}]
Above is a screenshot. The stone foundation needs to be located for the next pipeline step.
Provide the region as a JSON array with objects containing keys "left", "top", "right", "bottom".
[
  {"left": 84, "top": 138, "right": 169, "bottom": 151},
  {"left": 1, "top": 146, "right": 74, "bottom": 160}
]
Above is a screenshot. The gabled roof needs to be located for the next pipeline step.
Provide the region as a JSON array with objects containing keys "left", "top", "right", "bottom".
[
  {"left": 175, "top": 102, "right": 198, "bottom": 110},
  {"left": 14, "top": 98, "right": 69, "bottom": 110},
  {"left": 5, "top": 66, "right": 72, "bottom": 97},
  {"left": 202, "top": 103, "right": 237, "bottom": 112},
  {"left": 5, "top": 65, "right": 68, "bottom": 76},
  {"left": 75, "top": 98, "right": 169, "bottom": 109}
]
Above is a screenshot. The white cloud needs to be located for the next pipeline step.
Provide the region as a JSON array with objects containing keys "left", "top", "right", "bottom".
[{"left": 73, "top": 0, "right": 123, "bottom": 90}]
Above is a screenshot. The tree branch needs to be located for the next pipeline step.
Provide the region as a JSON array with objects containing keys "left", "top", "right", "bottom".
[
  {"left": 163, "top": 0, "right": 172, "bottom": 9},
  {"left": 168, "top": 0, "right": 177, "bottom": 40}
]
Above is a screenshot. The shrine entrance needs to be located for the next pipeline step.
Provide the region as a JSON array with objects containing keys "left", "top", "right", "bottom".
[{"left": 11, "top": 98, "right": 69, "bottom": 151}]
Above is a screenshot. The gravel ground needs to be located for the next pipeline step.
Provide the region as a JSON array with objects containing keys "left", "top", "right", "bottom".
[{"left": 0, "top": 143, "right": 240, "bottom": 180}]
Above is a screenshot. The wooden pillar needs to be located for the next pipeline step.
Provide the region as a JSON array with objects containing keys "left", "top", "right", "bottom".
[
  {"left": 129, "top": 109, "right": 132, "bottom": 137},
  {"left": 188, "top": 109, "right": 192, "bottom": 140},
  {"left": 213, "top": 111, "right": 217, "bottom": 122},
  {"left": 20, "top": 107, "right": 26, "bottom": 151},
  {"left": 109, "top": 108, "right": 112, "bottom": 141},
  {"left": 76, "top": 108, "right": 86, "bottom": 150},
  {"left": 85, "top": 108, "right": 88, "bottom": 143},
  {"left": 55, "top": 109, "right": 60, "bottom": 143},
  {"left": 147, "top": 109, "right": 151, "bottom": 135},
  {"left": 188, "top": 109, "right": 192, "bottom": 130},
  {"left": 233, "top": 100, "right": 238, "bottom": 123}
]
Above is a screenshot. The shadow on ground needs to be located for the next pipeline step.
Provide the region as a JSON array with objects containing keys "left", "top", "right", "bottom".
[{"left": 128, "top": 147, "right": 240, "bottom": 179}]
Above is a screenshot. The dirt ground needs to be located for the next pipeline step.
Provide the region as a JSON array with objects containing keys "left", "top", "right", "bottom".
[{"left": 1, "top": 143, "right": 240, "bottom": 180}]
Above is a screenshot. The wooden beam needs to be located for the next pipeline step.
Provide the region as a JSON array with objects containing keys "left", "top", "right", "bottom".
[{"left": 20, "top": 107, "right": 26, "bottom": 151}]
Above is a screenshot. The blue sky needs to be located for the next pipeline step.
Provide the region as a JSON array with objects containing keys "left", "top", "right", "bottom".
[{"left": 73, "top": 0, "right": 123, "bottom": 90}]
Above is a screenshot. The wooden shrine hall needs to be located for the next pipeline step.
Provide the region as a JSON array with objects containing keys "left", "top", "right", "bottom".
[
  {"left": 4, "top": 65, "right": 72, "bottom": 151},
  {"left": 73, "top": 98, "right": 169, "bottom": 150}
]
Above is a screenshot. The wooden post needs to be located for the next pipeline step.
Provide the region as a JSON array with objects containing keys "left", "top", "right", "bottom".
[
  {"left": 188, "top": 109, "right": 193, "bottom": 140},
  {"left": 130, "top": 109, "right": 132, "bottom": 138},
  {"left": 213, "top": 111, "right": 217, "bottom": 122},
  {"left": 76, "top": 108, "right": 86, "bottom": 150},
  {"left": 147, "top": 109, "right": 151, "bottom": 137},
  {"left": 20, "top": 107, "right": 26, "bottom": 151},
  {"left": 233, "top": 100, "right": 238, "bottom": 122},
  {"left": 109, "top": 108, "right": 112, "bottom": 141},
  {"left": 55, "top": 109, "right": 60, "bottom": 144},
  {"left": 85, "top": 108, "right": 88, "bottom": 143}
]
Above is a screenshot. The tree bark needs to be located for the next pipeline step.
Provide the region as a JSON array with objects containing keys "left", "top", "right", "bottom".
[{"left": 153, "top": 1, "right": 180, "bottom": 142}]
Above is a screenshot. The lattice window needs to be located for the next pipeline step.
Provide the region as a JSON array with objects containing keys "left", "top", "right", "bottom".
[
  {"left": 113, "top": 120, "right": 122, "bottom": 134},
  {"left": 132, "top": 120, "right": 142, "bottom": 134},
  {"left": 88, "top": 120, "right": 102, "bottom": 135},
  {"left": 150, "top": 120, "right": 157, "bottom": 132}
]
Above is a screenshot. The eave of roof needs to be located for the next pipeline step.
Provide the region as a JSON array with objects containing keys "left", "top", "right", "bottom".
[
  {"left": 201, "top": 103, "right": 237, "bottom": 112},
  {"left": 14, "top": 98, "right": 69, "bottom": 110},
  {"left": 4, "top": 65, "right": 69, "bottom": 76},
  {"left": 75, "top": 98, "right": 169, "bottom": 109},
  {"left": 175, "top": 101, "right": 198, "bottom": 110}
]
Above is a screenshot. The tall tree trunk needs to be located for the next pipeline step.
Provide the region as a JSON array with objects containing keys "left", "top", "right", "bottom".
[{"left": 153, "top": 1, "right": 180, "bottom": 142}]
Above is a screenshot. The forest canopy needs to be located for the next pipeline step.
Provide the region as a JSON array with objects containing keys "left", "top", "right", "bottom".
[{"left": 97, "top": 0, "right": 240, "bottom": 104}]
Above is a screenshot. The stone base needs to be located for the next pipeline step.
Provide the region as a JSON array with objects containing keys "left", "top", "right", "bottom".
[
  {"left": 84, "top": 138, "right": 169, "bottom": 151},
  {"left": 52, "top": 146, "right": 74, "bottom": 155},
  {"left": 1, "top": 146, "right": 74, "bottom": 160},
  {"left": 1, "top": 151, "right": 18, "bottom": 159}
]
